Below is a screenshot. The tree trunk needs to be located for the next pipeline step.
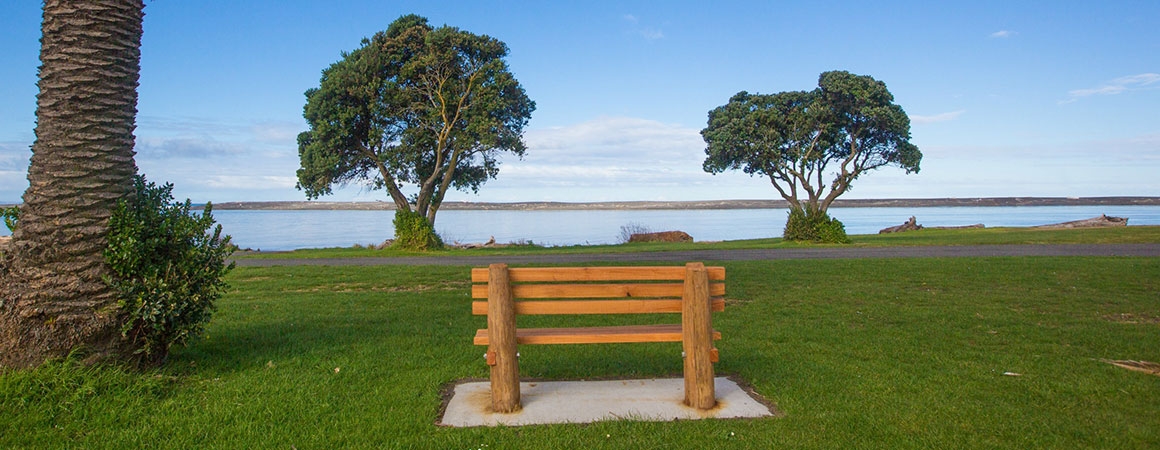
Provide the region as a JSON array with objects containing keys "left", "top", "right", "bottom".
[{"left": 0, "top": 0, "right": 143, "bottom": 370}]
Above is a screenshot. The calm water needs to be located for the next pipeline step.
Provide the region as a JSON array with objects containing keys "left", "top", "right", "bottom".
[
  {"left": 3, "top": 205, "right": 1156, "bottom": 250},
  {"left": 190, "top": 205, "right": 1160, "bottom": 251}
]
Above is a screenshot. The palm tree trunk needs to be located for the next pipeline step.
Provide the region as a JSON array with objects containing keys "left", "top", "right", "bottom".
[{"left": 0, "top": 0, "right": 143, "bottom": 370}]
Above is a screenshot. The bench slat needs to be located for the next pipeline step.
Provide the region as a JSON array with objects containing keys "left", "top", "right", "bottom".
[
  {"left": 471, "top": 282, "right": 726, "bottom": 299},
  {"left": 474, "top": 324, "right": 722, "bottom": 345},
  {"left": 472, "top": 298, "right": 726, "bottom": 315},
  {"left": 471, "top": 266, "right": 725, "bottom": 283}
]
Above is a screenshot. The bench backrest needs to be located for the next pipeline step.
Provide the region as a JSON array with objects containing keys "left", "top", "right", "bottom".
[{"left": 470, "top": 266, "right": 726, "bottom": 317}]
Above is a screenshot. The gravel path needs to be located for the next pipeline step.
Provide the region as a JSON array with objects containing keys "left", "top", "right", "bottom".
[{"left": 232, "top": 243, "right": 1160, "bottom": 267}]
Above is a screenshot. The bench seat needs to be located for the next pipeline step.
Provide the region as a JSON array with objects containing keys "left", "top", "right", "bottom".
[
  {"left": 473, "top": 263, "right": 724, "bottom": 412},
  {"left": 474, "top": 323, "right": 722, "bottom": 345}
]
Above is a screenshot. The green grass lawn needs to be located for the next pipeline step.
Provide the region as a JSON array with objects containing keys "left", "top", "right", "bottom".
[
  {"left": 240, "top": 225, "right": 1160, "bottom": 259},
  {"left": 3, "top": 256, "right": 1159, "bottom": 448}
]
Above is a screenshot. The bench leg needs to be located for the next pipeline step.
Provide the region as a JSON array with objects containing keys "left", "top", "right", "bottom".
[
  {"left": 682, "top": 262, "right": 716, "bottom": 410},
  {"left": 488, "top": 263, "right": 521, "bottom": 413}
]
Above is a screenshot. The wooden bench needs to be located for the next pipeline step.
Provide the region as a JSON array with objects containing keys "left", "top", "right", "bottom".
[{"left": 471, "top": 262, "right": 725, "bottom": 413}]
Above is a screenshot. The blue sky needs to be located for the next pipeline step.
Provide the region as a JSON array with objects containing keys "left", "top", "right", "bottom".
[{"left": 1, "top": 0, "right": 1158, "bottom": 204}]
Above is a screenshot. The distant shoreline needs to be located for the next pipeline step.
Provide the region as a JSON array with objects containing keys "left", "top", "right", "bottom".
[
  {"left": 5, "top": 197, "right": 1159, "bottom": 211},
  {"left": 191, "top": 197, "right": 1160, "bottom": 211}
]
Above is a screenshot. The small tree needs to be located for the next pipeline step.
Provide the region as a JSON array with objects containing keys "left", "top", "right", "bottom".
[
  {"left": 296, "top": 14, "right": 535, "bottom": 249},
  {"left": 702, "top": 71, "right": 922, "bottom": 242}
]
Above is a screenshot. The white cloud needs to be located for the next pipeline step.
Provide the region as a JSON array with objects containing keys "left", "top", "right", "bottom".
[
  {"left": 133, "top": 116, "right": 301, "bottom": 166},
  {"left": 137, "top": 116, "right": 300, "bottom": 146},
  {"left": 1066, "top": 73, "right": 1160, "bottom": 101},
  {"left": 922, "top": 133, "right": 1160, "bottom": 169},
  {"left": 137, "top": 116, "right": 249, "bottom": 136},
  {"left": 0, "top": 142, "right": 30, "bottom": 171},
  {"left": 128, "top": 115, "right": 304, "bottom": 202},
  {"left": 989, "top": 30, "right": 1015, "bottom": 38},
  {"left": 874, "top": 134, "right": 1160, "bottom": 198},
  {"left": 523, "top": 116, "right": 703, "bottom": 167},
  {"left": 911, "top": 110, "right": 965, "bottom": 124},
  {"left": 0, "top": 118, "right": 306, "bottom": 203},
  {"left": 638, "top": 28, "right": 664, "bottom": 41},
  {"left": 0, "top": 142, "right": 31, "bottom": 201},
  {"left": 251, "top": 122, "right": 301, "bottom": 144},
  {"left": 136, "top": 136, "right": 248, "bottom": 159},
  {"left": 202, "top": 175, "right": 298, "bottom": 190},
  {"left": 622, "top": 14, "right": 664, "bottom": 41},
  {"left": 444, "top": 116, "right": 748, "bottom": 200}
]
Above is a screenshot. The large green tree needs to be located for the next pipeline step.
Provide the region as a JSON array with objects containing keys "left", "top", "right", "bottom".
[
  {"left": 702, "top": 71, "right": 922, "bottom": 241},
  {"left": 296, "top": 15, "right": 535, "bottom": 235},
  {"left": 0, "top": 0, "right": 144, "bottom": 369}
]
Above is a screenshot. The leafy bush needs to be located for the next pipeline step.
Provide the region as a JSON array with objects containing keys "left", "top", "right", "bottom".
[
  {"left": 784, "top": 207, "right": 851, "bottom": 244},
  {"left": 782, "top": 207, "right": 813, "bottom": 241},
  {"left": 391, "top": 209, "right": 443, "bottom": 251},
  {"left": 104, "top": 176, "right": 234, "bottom": 365},
  {"left": 815, "top": 215, "right": 851, "bottom": 244},
  {"left": 2, "top": 205, "right": 17, "bottom": 232}
]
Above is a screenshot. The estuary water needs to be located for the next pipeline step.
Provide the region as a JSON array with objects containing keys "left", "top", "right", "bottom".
[
  {"left": 3, "top": 205, "right": 1156, "bottom": 251},
  {"left": 191, "top": 205, "right": 1160, "bottom": 251}
]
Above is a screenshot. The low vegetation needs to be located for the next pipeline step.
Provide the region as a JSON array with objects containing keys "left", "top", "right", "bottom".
[
  {"left": 782, "top": 207, "right": 850, "bottom": 243},
  {"left": 390, "top": 209, "right": 443, "bottom": 251},
  {"left": 2, "top": 253, "right": 1158, "bottom": 448}
]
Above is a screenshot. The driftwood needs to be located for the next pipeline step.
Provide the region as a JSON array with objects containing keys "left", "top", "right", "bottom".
[
  {"left": 457, "top": 236, "right": 498, "bottom": 249},
  {"left": 879, "top": 216, "right": 923, "bottom": 234},
  {"left": 929, "top": 224, "right": 985, "bottom": 230},
  {"left": 1034, "top": 215, "right": 1127, "bottom": 229},
  {"left": 880, "top": 217, "right": 985, "bottom": 234},
  {"left": 629, "top": 230, "right": 693, "bottom": 243}
]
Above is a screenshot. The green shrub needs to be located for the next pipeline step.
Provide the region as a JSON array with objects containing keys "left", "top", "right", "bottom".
[
  {"left": 391, "top": 209, "right": 443, "bottom": 251},
  {"left": 104, "top": 176, "right": 235, "bottom": 365},
  {"left": 783, "top": 207, "right": 813, "bottom": 241},
  {"left": 783, "top": 207, "right": 851, "bottom": 244},
  {"left": 2, "top": 205, "right": 17, "bottom": 232},
  {"left": 815, "top": 215, "right": 851, "bottom": 243}
]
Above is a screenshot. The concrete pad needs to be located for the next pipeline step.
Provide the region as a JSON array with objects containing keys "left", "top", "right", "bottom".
[{"left": 439, "top": 377, "right": 776, "bottom": 427}]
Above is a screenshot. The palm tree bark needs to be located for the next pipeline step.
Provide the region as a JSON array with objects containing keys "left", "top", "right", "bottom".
[{"left": 0, "top": 0, "right": 143, "bottom": 370}]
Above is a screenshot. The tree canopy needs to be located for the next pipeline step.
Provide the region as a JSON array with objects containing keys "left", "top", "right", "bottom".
[
  {"left": 702, "top": 71, "right": 922, "bottom": 216},
  {"left": 296, "top": 14, "right": 535, "bottom": 229}
]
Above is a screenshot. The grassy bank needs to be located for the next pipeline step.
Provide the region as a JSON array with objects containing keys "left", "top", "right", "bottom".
[
  {"left": 3, "top": 256, "right": 1158, "bottom": 448},
  {"left": 240, "top": 225, "right": 1160, "bottom": 259}
]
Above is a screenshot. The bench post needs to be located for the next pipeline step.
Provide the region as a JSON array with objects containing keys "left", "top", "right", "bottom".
[
  {"left": 488, "top": 263, "right": 521, "bottom": 413},
  {"left": 682, "top": 262, "right": 716, "bottom": 410}
]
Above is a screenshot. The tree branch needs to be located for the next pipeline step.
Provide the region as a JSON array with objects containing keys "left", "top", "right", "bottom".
[
  {"left": 419, "top": 66, "right": 481, "bottom": 219},
  {"left": 358, "top": 142, "right": 410, "bottom": 211}
]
